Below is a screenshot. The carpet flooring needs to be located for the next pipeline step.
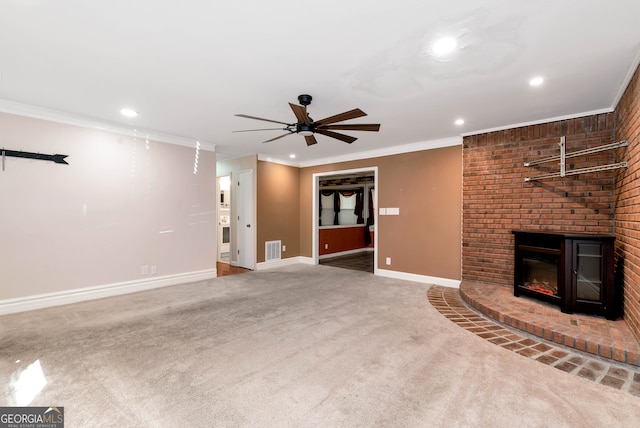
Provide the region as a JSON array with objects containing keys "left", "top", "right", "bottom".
[{"left": 1, "top": 264, "right": 640, "bottom": 427}]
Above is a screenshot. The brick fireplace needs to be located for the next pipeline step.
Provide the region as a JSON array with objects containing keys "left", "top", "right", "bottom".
[
  {"left": 462, "top": 113, "right": 616, "bottom": 287},
  {"left": 462, "top": 64, "right": 640, "bottom": 341}
]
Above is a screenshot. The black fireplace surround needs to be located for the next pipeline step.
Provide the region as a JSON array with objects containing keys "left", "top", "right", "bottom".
[{"left": 513, "top": 231, "right": 619, "bottom": 320}]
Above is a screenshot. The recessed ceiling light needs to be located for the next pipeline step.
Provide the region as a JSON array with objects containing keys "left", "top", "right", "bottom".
[
  {"left": 529, "top": 77, "right": 544, "bottom": 87},
  {"left": 289, "top": 154, "right": 296, "bottom": 159},
  {"left": 432, "top": 37, "right": 457, "bottom": 56},
  {"left": 120, "top": 108, "right": 138, "bottom": 118},
  {"left": 455, "top": 118, "right": 465, "bottom": 126}
]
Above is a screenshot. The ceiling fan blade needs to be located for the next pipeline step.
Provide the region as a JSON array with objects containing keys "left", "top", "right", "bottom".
[
  {"left": 315, "top": 129, "right": 358, "bottom": 144},
  {"left": 305, "top": 135, "right": 318, "bottom": 146},
  {"left": 235, "top": 114, "right": 290, "bottom": 125},
  {"left": 315, "top": 108, "right": 367, "bottom": 126},
  {"left": 232, "top": 127, "right": 286, "bottom": 133},
  {"left": 289, "top": 103, "right": 310, "bottom": 125},
  {"left": 319, "top": 123, "right": 380, "bottom": 132},
  {"left": 262, "top": 132, "right": 294, "bottom": 143}
]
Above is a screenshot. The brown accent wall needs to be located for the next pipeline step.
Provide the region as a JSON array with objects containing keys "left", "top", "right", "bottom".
[
  {"left": 300, "top": 146, "right": 462, "bottom": 280},
  {"left": 462, "top": 114, "right": 616, "bottom": 286},
  {"left": 614, "top": 65, "right": 640, "bottom": 340},
  {"left": 257, "top": 161, "right": 300, "bottom": 262}
]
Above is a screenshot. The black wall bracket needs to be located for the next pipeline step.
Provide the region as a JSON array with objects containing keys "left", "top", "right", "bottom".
[{"left": 2, "top": 148, "right": 69, "bottom": 171}]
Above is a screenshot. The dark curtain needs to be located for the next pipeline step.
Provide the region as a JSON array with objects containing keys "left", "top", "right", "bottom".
[
  {"left": 355, "top": 190, "right": 364, "bottom": 224},
  {"left": 367, "top": 187, "right": 374, "bottom": 226},
  {"left": 333, "top": 191, "right": 340, "bottom": 225},
  {"left": 364, "top": 187, "right": 374, "bottom": 247}
]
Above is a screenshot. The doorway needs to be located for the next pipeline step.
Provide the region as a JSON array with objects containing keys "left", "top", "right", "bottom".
[
  {"left": 217, "top": 175, "right": 231, "bottom": 263},
  {"left": 313, "top": 167, "right": 378, "bottom": 274}
]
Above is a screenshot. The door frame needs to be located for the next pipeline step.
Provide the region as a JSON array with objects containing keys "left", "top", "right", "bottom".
[{"left": 312, "top": 166, "right": 378, "bottom": 273}]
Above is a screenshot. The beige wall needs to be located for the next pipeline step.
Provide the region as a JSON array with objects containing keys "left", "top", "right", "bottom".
[
  {"left": 256, "top": 161, "right": 300, "bottom": 262},
  {"left": 299, "top": 145, "right": 462, "bottom": 280},
  {"left": 0, "top": 112, "right": 216, "bottom": 300},
  {"left": 217, "top": 155, "right": 256, "bottom": 177}
]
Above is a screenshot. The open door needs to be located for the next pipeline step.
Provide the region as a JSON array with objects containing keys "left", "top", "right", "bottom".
[{"left": 237, "top": 169, "right": 255, "bottom": 270}]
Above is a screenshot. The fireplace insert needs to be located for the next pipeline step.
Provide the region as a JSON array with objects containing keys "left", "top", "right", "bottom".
[
  {"left": 521, "top": 252, "right": 559, "bottom": 297},
  {"left": 513, "top": 231, "right": 618, "bottom": 319}
]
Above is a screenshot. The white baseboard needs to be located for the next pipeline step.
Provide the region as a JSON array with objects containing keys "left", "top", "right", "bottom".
[
  {"left": 375, "top": 268, "right": 461, "bottom": 288},
  {"left": 0, "top": 269, "right": 217, "bottom": 315},
  {"left": 318, "top": 247, "right": 374, "bottom": 260},
  {"left": 256, "top": 256, "right": 314, "bottom": 270}
]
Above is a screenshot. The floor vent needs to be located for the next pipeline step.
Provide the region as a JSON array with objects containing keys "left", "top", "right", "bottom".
[{"left": 265, "top": 240, "right": 282, "bottom": 261}]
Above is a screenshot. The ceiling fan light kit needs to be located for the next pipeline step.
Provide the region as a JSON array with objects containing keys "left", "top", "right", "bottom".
[
  {"left": 234, "top": 94, "right": 380, "bottom": 146},
  {"left": 297, "top": 125, "right": 314, "bottom": 137}
]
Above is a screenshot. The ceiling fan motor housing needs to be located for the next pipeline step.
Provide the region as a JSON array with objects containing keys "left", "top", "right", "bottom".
[{"left": 297, "top": 123, "right": 314, "bottom": 136}]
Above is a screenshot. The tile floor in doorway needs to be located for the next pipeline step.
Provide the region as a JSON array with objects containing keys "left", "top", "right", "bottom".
[{"left": 319, "top": 251, "right": 374, "bottom": 273}]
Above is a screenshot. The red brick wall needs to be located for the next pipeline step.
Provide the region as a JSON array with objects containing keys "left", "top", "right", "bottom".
[
  {"left": 614, "top": 65, "right": 640, "bottom": 340},
  {"left": 463, "top": 114, "right": 616, "bottom": 286}
]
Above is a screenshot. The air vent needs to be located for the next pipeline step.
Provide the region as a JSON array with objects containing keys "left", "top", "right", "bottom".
[{"left": 265, "top": 240, "right": 282, "bottom": 262}]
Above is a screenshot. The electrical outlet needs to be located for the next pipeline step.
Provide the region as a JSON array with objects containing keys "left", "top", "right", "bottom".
[
  {"left": 385, "top": 257, "right": 391, "bottom": 265},
  {"left": 282, "top": 245, "right": 286, "bottom": 252},
  {"left": 141, "top": 265, "right": 148, "bottom": 275},
  {"left": 151, "top": 266, "right": 157, "bottom": 275},
  {"left": 324, "top": 244, "right": 329, "bottom": 249}
]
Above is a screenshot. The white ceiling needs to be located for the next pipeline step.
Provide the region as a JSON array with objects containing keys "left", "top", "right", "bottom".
[{"left": 1, "top": 0, "right": 639, "bottom": 166}]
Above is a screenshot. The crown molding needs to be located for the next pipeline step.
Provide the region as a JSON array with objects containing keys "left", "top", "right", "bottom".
[
  {"left": 460, "top": 108, "right": 614, "bottom": 137},
  {"left": 295, "top": 136, "right": 462, "bottom": 168},
  {"left": 0, "top": 99, "right": 216, "bottom": 151},
  {"left": 256, "top": 154, "right": 301, "bottom": 167}
]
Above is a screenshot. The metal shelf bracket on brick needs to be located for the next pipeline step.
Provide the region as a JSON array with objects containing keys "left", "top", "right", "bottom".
[{"left": 524, "top": 137, "right": 628, "bottom": 182}]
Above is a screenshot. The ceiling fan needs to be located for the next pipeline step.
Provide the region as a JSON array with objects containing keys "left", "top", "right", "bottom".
[{"left": 233, "top": 94, "right": 380, "bottom": 146}]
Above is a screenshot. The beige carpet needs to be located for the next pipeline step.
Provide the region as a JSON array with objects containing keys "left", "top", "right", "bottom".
[{"left": 2, "top": 264, "right": 640, "bottom": 427}]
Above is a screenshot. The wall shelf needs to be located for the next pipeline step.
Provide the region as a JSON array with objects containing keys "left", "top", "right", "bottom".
[
  {"left": 524, "top": 137, "right": 628, "bottom": 182},
  {"left": 2, "top": 148, "right": 69, "bottom": 171}
]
